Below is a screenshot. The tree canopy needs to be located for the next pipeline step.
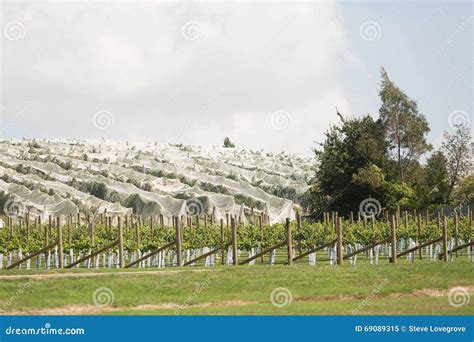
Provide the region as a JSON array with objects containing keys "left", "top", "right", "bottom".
[
  {"left": 379, "top": 67, "right": 432, "bottom": 183},
  {"left": 308, "top": 67, "right": 472, "bottom": 216},
  {"left": 223, "top": 137, "right": 235, "bottom": 148}
]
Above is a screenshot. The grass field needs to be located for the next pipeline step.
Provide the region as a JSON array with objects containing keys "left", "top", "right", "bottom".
[{"left": 0, "top": 259, "right": 472, "bottom": 315}]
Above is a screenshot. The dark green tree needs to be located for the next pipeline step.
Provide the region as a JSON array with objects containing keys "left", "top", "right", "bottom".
[
  {"left": 223, "top": 137, "right": 235, "bottom": 148},
  {"left": 420, "top": 151, "right": 449, "bottom": 206},
  {"left": 311, "top": 113, "right": 388, "bottom": 215},
  {"left": 379, "top": 67, "right": 432, "bottom": 183},
  {"left": 441, "top": 124, "right": 472, "bottom": 203},
  {"left": 453, "top": 174, "right": 474, "bottom": 205}
]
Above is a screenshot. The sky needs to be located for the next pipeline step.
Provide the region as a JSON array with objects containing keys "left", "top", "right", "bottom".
[{"left": 0, "top": 0, "right": 472, "bottom": 156}]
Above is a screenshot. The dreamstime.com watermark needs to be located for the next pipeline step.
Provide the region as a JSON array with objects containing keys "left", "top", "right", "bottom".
[
  {"left": 359, "top": 21, "right": 381, "bottom": 41},
  {"left": 359, "top": 197, "right": 381, "bottom": 219},
  {"left": 449, "top": 193, "right": 473, "bottom": 218},
  {"left": 186, "top": 198, "right": 204, "bottom": 216},
  {"left": 4, "top": 323, "right": 85, "bottom": 336},
  {"left": 3, "top": 199, "right": 26, "bottom": 218},
  {"left": 448, "top": 110, "right": 470, "bottom": 130},
  {"left": 270, "top": 287, "right": 293, "bottom": 308},
  {"left": 93, "top": 110, "right": 115, "bottom": 130},
  {"left": 448, "top": 287, "right": 470, "bottom": 308},
  {"left": 1, "top": 279, "right": 32, "bottom": 311},
  {"left": 174, "top": 279, "right": 212, "bottom": 314},
  {"left": 352, "top": 278, "right": 389, "bottom": 315},
  {"left": 3, "top": 21, "right": 26, "bottom": 41},
  {"left": 270, "top": 110, "right": 292, "bottom": 130},
  {"left": 0, "top": 102, "right": 32, "bottom": 136},
  {"left": 92, "top": 287, "right": 115, "bottom": 307},
  {"left": 435, "top": 15, "right": 473, "bottom": 57},
  {"left": 182, "top": 21, "right": 202, "bottom": 41}
]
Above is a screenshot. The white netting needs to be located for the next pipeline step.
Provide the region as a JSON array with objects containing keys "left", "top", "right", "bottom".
[{"left": 0, "top": 139, "right": 312, "bottom": 223}]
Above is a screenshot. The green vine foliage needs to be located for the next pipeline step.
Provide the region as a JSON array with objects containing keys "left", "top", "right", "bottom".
[{"left": 0, "top": 216, "right": 471, "bottom": 254}]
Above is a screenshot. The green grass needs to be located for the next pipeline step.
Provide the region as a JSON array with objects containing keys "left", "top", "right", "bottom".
[{"left": 0, "top": 259, "right": 472, "bottom": 315}]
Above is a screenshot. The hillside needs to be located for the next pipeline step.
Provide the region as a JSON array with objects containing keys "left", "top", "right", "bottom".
[{"left": 0, "top": 139, "right": 313, "bottom": 224}]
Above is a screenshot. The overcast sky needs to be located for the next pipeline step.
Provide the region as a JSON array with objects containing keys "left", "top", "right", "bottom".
[{"left": 0, "top": 0, "right": 472, "bottom": 155}]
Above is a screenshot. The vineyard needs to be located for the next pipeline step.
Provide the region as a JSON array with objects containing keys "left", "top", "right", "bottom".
[
  {"left": 0, "top": 208, "right": 472, "bottom": 270},
  {"left": 0, "top": 139, "right": 312, "bottom": 225},
  {"left": 1, "top": 0, "right": 472, "bottom": 321},
  {"left": 0, "top": 139, "right": 472, "bottom": 271}
]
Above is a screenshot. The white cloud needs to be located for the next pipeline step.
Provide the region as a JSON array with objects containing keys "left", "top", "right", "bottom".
[
  {"left": 2, "top": 0, "right": 354, "bottom": 154},
  {"left": 5, "top": 2, "right": 192, "bottom": 97},
  {"left": 231, "top": 91, "right": 350, "bottom": 155}
]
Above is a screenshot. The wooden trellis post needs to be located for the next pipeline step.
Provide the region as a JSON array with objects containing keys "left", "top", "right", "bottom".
[
  {"left": 259, "top": 215, "right": 264, "bottom": 263},
  {"left": 336, "top": 217, "right": 343, "bottom": 265},
  {"left": 296, "top": 212, "right": 302, "bottom": 256},
  {"left": 442, "top": 216, "right": 448, "bottom": 262},
  {"left": 44, "top": 218, "right": 49, "bottom": 247},
  {"left": 418, "top": 214, "right": 422, "bottom": 260},
  {"left": 286, "top": 218, "right": 293, "bottom": 266},
  {"left": 67, "top": 216, "right": 72, "bottom": 245},
  {"left": 26, "top": 214, "right": 29, "bottom": 239},
  {"left": 118, "top": 217, "right": 125, "bottom": 268},
  {"left": 390, "top": 215, "right": 397, "bottom": 263},
  {"left": 454, "top": 212, "right": 459, "bottom": 257},
  {"left": 136, "top": 216, "right": 141, "bottom": 247},
  {"left": 175, "top": 216, "right": 183, "bottom": 267},
  {"left": 57, "top": 217, "right": 63, "bottom": 269},
  {"left": 437, "top": 211, "right": 441, "bottom": 238},
  {"left": 48, "top": 215, "right": 52, "bottom": 237},
  {"left": 89, "top": 222, "right": 95, "bottom": 247},
  {"left": 8, "top": 217, "right": 13, "bottom": 238},
  {"left": 469, "top": 210, "right": 473, "bottom": 262},
  {"left": 231, "top": 217, "right": 238, "bottom": 265},
  {"left": 220, "top": 218, "right": 225, "bottom": 265},
  {"left": 404, "top": 211, "right": 408, "bottom": 233}
]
